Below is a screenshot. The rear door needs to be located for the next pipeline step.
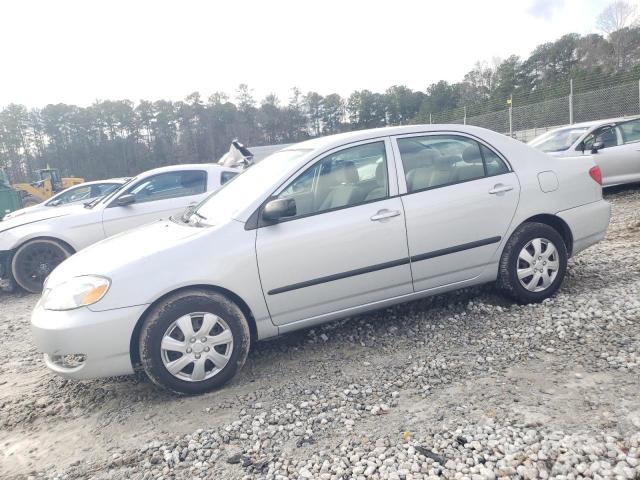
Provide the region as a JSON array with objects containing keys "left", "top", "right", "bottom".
[
  {"left": 392, "top": 133, "right": 520, "bottom": 292},
  {"left": 614, "top": 118, "right": 640, "bottom": 184},
  {"left": 255, "top": 138, "right": 413, "bottom": 326},
  {"left": 102, "top": 170, "right": 208, "bottom": 237}
]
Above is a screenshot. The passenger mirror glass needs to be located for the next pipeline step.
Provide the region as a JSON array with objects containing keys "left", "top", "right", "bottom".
[
  {"left": 262, "top": 198, "right": 296, "bottom": 221},
  {"left": 591, "top": 141, "right": 605, "bottom": 154}
]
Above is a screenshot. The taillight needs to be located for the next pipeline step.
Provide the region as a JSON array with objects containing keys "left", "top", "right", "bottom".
[{"left": 589, "top": 166, "right": 602, "bottom": 185}]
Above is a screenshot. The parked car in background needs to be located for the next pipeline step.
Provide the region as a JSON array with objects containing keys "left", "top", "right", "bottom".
[
  {"left": 2, "top": 178, "right": 127, "bottom": 221},
  {"left": 31, "top": 125, "right": 610, "bottom": 394},
  {"left": 528, "top": 116, "right": 640, "bottom": 186},
  {"left": 0, "top": 164, "right": 240, "bottom": 293}
]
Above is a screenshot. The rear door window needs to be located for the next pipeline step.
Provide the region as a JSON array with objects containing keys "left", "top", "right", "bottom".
[
  {"left": 398, "top": 135, "right": 507, "bottom": 193},
  {"left": 619, "top": 118, "right": 640, "bottom": 144}
]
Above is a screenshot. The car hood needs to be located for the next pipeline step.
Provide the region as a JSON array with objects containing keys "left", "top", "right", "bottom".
[
  {"left": 2, "top": 204, "right": 43, "bottom": 220},
  {"left": 46, "top": 219, "right": 209, "bottom": 286},
  {"left": 0, "top": 203, "right": 85, "bottom": 232}
]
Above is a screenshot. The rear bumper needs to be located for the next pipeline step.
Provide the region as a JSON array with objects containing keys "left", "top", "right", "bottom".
[
  {"left": 557, "top": 199, "right": 611, "bottom": 256},
  {"left": 31, "top": 300, "right": 148, "bottom": 380}
]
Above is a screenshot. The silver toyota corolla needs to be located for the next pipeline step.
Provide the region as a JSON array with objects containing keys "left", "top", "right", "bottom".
[
  {"left": 528, "top": 116, "right": 640, "bottom": 187},
  {"left": 31, "top": 125, "right": 610, "bottom": 394}
]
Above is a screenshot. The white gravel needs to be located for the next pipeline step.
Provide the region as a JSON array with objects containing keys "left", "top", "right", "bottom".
[{"left": 1, "top": 187, "right": 639, "bottom": 480}]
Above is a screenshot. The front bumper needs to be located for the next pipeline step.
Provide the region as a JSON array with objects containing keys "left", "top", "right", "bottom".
[
  {"left": 557, "top": 199, "right": 611, "bottom": 256},
  {"left": 0, "top": 250, "right": 12, "bottom": 288},
  {"left": 31, "top": 300, "right": 149, "bottom": 380}
]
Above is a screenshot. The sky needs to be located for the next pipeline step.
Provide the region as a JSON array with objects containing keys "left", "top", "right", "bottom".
[{"left": 0, "top": 0, "right": 631, "bottom": 108}]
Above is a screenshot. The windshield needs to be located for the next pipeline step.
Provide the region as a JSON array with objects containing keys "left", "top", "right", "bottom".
[
  {"left": 192, "top": 149, "right": 310, "bottom": 225},
  {"left": 85, "top": 178, "right": 135, "bottom": 208},
  {"left": 529, "top": 127, "right": 588, "bottom": 152}
]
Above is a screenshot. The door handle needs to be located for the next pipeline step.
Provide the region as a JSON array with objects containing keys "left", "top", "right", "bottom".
[
  {"left": 370, "top": 209, "right": 401, "bottom": 221},
  {"left": 488, "top": 184, "right": 514, "bottom": 194}
]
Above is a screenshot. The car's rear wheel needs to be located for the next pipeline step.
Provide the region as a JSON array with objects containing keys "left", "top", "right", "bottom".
[
  {"left": 11, "top": 239, "right": 73, "bottom": 293},
  {"left": 138, "top": 289, "right": 250, "bottom": 395},
  {"left": 497, "top": 222, "right": 568, "bottom": 303}
]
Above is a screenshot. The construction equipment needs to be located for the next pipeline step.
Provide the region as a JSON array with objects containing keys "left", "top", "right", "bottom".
[
  {"left": 11, "top": 168, "right": 84, "bottom": 207},
  {"left": 0, "top": 169, "right": 23, "bottom": 220}
]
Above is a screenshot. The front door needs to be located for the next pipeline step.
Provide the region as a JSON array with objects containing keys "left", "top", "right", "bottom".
[
  {"left": 392, "top": 133, "right": 520, "bottom": 292},
  {"left": 256, "top": 139, "right": 413, "bottom": 326},
  {"left": 102, "top": 170, "right": 208, "bottom": 237},
  {"left": 580, "top": 124, "right": 634, "bottom": 186}
]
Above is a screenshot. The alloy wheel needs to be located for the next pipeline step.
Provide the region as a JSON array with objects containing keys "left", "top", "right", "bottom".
[{"left": 15, "top": 243, "right": 68, "bottom": 289}]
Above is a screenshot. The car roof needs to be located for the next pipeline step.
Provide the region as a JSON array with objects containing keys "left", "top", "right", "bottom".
[
  {"left": 78, "top": 178, "right": 128, "bottom": 185},
  {"left": 281, "top": 124, "right": 506, "bottom": 155},
  {"left": 136, "top": 163, "right": 238, "bottom": 177},
  {"left": 548, "top": 115, "right": 640, "bottom": 131}
]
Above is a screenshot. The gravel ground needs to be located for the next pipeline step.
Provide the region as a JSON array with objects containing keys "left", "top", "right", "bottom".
[{"left": 1, "top": 187, "right": 639, "bottom": 480}]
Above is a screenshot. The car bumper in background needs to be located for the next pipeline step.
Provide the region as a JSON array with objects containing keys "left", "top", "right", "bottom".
[
  {"left": 0, "top": 250, "right": 10, "bottom": 284},
  {"left": 557, "top": 199, "right": 611, "bottom": 256},
  {"left": 31, "top": 300, "right": 148, "bottom": 380}
]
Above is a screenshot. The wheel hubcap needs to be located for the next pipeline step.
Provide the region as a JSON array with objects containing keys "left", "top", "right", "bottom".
[
  {"left": 160, "top": 312, "right": 233, "bottom": 382},
  {"left": 517, "top": 238, "right": 560, "bottom": 292}
]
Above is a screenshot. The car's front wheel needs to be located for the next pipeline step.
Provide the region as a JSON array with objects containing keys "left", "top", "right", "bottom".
[
  {"left": 497, "top": 222, "right": 568, "bottom": 303},
  {"left": 138, "top": 289, "right": 250, "bottom": 395},
  {"left": 11, "top": 238, "right": 73, "bottom": 293}
]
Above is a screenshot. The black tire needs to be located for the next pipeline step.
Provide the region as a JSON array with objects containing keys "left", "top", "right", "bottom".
[
  {"left": 138, "top": 289, "right": 250, "bottom": 395},
  {"left": 497, "top": 222, "right": 568, "bottom": 304},
  {"left": 11, "top": 239, "right": 73, "bottom": 293}
]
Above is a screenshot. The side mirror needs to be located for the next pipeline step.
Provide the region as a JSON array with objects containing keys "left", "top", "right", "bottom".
[
  {"left": 48, "top": 199, "right": 62, "bottom": 207},
  {"left": 116, "top": 193, "right": 136, "bottom": 206},
  {"left": 262, "top": 198, "right": 296, "bottom": 222},
  {"left": 591, "top": 141, "right": 605, "bottom": 154}
]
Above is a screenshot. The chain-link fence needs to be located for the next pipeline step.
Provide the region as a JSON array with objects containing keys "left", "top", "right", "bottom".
[{"left": 426, "top": 79, "right": 640, "bottom": 142}]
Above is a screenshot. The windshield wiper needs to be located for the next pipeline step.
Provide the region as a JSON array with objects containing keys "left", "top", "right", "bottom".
[
  {"left": 84, "top": 198, "right": 101, "bottom": 208},
  {"left": 182, "top": 208, "right": 208, "bottom": 226}
]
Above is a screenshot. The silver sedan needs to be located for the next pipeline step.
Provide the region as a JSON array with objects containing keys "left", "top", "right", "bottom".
[
  {"left": 32, "top": 125, "right": 610, "bottom": 394},
  {"left": 528, "top": 116, "right": 640, "bottom": 187}
]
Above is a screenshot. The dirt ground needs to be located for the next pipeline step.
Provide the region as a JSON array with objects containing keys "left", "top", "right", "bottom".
[{"left": 1, "top": 187, "right": 639, "bottom": 479}]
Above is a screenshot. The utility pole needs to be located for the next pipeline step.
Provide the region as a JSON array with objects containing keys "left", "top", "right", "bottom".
[
  {"left": 569, "top": 78, "right": 574, "bottom": 125},
  {"left": 508, "top": 94, "right": 513, "bottom": 137},
  {"left": 463, "top": 106, "right": 467, "bottom": 125}
]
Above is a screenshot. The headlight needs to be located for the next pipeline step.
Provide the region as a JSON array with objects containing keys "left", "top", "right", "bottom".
[{"left": 41, "top": 275, "right": 111, "bottom": 311}]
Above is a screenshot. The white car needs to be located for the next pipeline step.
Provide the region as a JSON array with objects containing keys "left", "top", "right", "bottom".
[
  {"left": 528, "top": 116, "right": 640, "bottom": 186},
  {"left": 2, "top": 178, "right": 127, "bottom": 221},
  {"left": 0, "top": 164, "right": 239, "bottom": 293},
  {"left": 31, "top": 125, "right": 610, "bottom": 394}
]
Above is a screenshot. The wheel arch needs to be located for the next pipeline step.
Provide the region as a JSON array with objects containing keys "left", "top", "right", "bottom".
[
  {"left": 11, "top": 234, "right": 77, "bottom": 256},
  {"left": 129, "top": 284, "right": 258, "bottom": 371},
  {"left": 517, "top": 214, "right": 573, "bottom": 257}
]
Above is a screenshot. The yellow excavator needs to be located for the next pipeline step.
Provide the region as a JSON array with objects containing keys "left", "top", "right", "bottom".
[{"left": 12, "top": 168, "right": 85, "bottom": 207}]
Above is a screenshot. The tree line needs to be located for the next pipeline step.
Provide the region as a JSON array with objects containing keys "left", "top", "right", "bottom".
[{"left": 1, "top": 1, "right": 639, "bottom": 182}]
